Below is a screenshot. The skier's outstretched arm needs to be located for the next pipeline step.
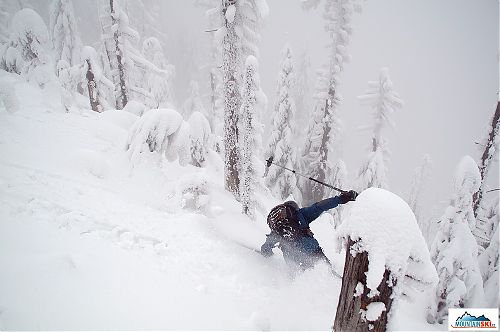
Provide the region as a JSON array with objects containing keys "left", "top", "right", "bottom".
[{"left": 300, "top": 190, "right": 358, "bottom": 224}]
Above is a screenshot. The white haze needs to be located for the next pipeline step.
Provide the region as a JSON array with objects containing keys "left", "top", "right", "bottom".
[{"left": 19, "top": 0, "right": 500, "bottom": 220}]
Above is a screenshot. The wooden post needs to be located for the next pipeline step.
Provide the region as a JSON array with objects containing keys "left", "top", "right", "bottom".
[{"left": 333, "top": 238, "right": 395, "bottom": 332}]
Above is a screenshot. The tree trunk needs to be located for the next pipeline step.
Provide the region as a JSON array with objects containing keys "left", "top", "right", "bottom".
[
  {"left": 222, "top": 1, "right": 240, "bottom": 198},
  {"left": 473, "top": 102, "right": 500, "bottom": 217},
  {"left": 334, "top": 238, "right": 395, "bottom": 332},
  {"left": 85, "top": 59, "right": 101, "bottom": 113},
  {"left": 110, "top": 0, "right": 128, "bottom": 109}
]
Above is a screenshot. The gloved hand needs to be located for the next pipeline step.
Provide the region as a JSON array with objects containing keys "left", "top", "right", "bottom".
[{"left": 338, "top": 190, "right": 358, "bottom": 204}]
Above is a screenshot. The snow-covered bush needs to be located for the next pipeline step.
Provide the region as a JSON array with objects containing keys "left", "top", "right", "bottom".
[
  {"left": 427, "top": 156, "right": 485, "bottom": 324},
  {"left": 176, "top": 173, "right": 210, "bottom": 212},
  {"left": 125, "top": 108, "right": 190, "bottom": 165},
  {"left": 2, "top": 8, "right": 54, "bottom": 87},
  {"left": 188, "top": 111, "right": 212, "bottom": 167},
  {"left": 337, "top": 188, "right": 438, "bottom": 302}
]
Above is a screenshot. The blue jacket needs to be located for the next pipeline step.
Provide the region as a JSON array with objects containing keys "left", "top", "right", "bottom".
[{"left": 261, "top": 196, "right": 341, "bottom": 259}]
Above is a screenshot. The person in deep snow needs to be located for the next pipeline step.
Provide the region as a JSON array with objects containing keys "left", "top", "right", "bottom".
[{"left": 260, "top": 190, "right": 358, "bottom": 270}]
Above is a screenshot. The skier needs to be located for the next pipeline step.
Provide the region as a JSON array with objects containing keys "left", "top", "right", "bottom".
[{"left": 260, "top": 190, "right": 358, "bottom": 270}]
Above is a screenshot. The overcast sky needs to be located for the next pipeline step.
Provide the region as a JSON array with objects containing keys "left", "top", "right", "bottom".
[{"left": 28, "top": 0, "right": 500, "bottom": 219}]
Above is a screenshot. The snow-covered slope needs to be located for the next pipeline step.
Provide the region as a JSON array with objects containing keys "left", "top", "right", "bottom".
[{"left": 0, "top": 72, "right": 444, "bottom": 330}]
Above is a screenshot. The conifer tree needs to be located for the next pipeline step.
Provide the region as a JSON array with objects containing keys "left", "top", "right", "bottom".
[
  {"left": 218, "top": 0, "right": 268, "bottom": 198},
  {"left": 478, "top": 202, "right": 499, "bottom": 307},
  {"left": 293, "top": 51, "right": 312, "bottom": 135},
  {"left": 142, "top": 36, "right": 174, "bottom": 108},
  {"left": 49, "top": 0, "right": 81, "bottom": 70},
  {"left": 264, "top": 44, "right": 299, "bottom": 200},
  {"left": 428, "top": 156, "right": 485, "bottom": 324},
  {"left": 99, "top": 0, "right": 167, "bottom": 110},
  {"left": 240, "top": 55, "right": 265, "bottom": 218},
  {"left": 0, "top": 2, "right": 10, "bottom": 44},
  {"left": 188, "top": 111, "right": 212, "bottom": 167},
  {"left": 81, "top": 46, "right": 113, "bottom": 113},
  {"left": 99, "top": 0, "right": 132, "bottom": 109},
  {"left": 408, "top": 154, "right": 432, "bottom": 240},
  {"left": 300, "top": 0, "right": 360, "bottom": 204},
  {"left": 356, "top": 68, "right": 403, "bottom": 191},
  {"left": 473, "top": 103, "right": 499, "bottom": 217},
  {"left": 183, "top": 80, "right": 206, "bottom": 118}
]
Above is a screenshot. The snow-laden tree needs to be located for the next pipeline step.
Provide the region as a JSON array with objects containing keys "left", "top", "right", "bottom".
[
  {"left": 329, "top": 159, "right": 347, "bottom": 227},
  {"left": 49, "top": 0, "right": 81, "bottom": 70},
  {"left": 183, "top": 80, "right": 206, "bottom": 119},
  {"left": 473, "top": 103, "right": 499, "bottom": 217},
  {"left": 1, "top": 8, "right": 54, "bottom": 88},
  {"left": 239, "top": 55, "right": 266, "bottom": 219},
  {"left": 408, "top": 154, "right": 432, "bottom": 241},
  {"left": 197, "top": 0, "right": 225, "bottom": 154},
  {"left": 478, "top": 205, "right": 499, "bottom": 307},
  {"left": 264, "top": 44, "right": 299, "bottom": 201},
  {"left": 427, "top": 156, "right": 485, "bottom": 324},
  {"left": 216, "top": 0, "right": 268, "bottom": 198},
  {"left": 81, "top": 46, "right": 113, "bottom": 113},
  {"left": 293, "top": 51, "right": 312, "bottom": 134},
  {"left": 299, "top": 67, "right": 344, "bottom": 205},
  {"left": 299, "top": 0, "right": 360, "bottom": 204},
  {"left": 188, "top": 111, "right": 212, "bottom": 167},
  {"left": 56, "top": 46, "right": 113, "bottom": 113},
  {"left": 122, "top": 0, "right": 164, "bottom": 43},
  {"left": 356, "top": 68, "right": 403, "bottom": 191},
  {"left": 126, "top": 108, "right": 191, "bottom": 166},
  {"left": 99, "top": 0, "right": 167, "bottom": 110},
  {"left": 142, "top": 36, "right": 174, "bottom": 109},
  {"left": 99, "top": 0, "right": 132, "bottom": 109},
  {"left": 0, "top": 2, "right": 9, "bottom": 44},
  {"left": 474, "top": 195, "right": 499, "bottom": 250}
]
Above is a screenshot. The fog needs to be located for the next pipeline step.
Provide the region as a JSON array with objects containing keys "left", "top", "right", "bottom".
[
  {"left": 23, "top": 0, "right": 500, "bottom": 218},
  {"left": 160, "top": 0, "right": 499, "bottom": 218}
]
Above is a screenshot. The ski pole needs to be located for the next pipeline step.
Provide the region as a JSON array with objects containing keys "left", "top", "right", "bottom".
[{"left": 265, "top": 156, "right": 347, "bottom": 194}]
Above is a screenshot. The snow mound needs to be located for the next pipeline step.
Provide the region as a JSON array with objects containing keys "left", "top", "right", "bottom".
[
  {"left": 67, "top": 149, "right": 110, "bottom": 179},
  {"left": 0, "top": 79, "right": 19, "bottom": 113},
  {"left": 126, "top": 108, "right": 190, "bottom": 165},
  {"left": 122, "top": 100, "right": 147, "bottom": 117},
  {"left": 99, "top": 109, "right": 139, "bottom": 131},
  {"left": 338, "top": 188, "right": 438, "bottom": 298}
]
